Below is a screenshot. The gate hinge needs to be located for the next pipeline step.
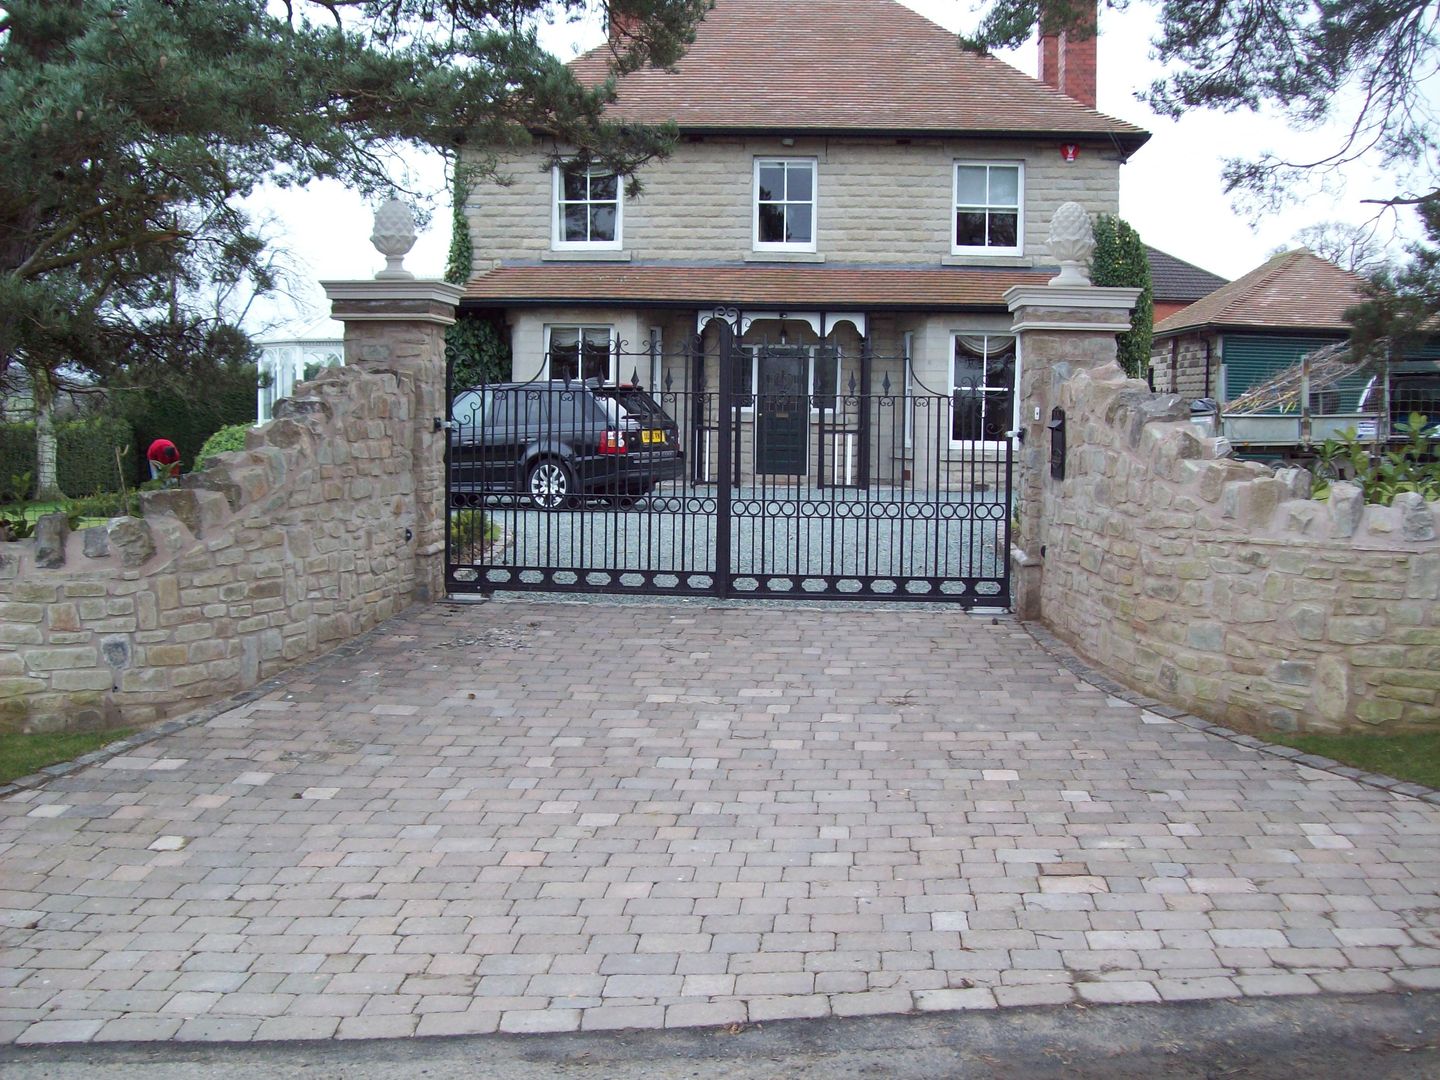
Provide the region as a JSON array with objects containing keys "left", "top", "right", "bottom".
[{"left": 434, "top": 417, "right": 457, "bottom": 433}]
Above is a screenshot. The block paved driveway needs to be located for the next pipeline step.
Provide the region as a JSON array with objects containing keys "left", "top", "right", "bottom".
[{"left": 3, "top": 599, "right": 1440, "bottom": 1045}]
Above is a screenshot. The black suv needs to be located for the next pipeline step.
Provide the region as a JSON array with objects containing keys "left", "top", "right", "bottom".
[{"left": 449, "top": 380, "right": 683, "bottom": 508}]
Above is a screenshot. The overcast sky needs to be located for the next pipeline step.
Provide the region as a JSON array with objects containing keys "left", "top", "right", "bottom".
[{"left": 249, "top": 1, "right": 1406, "bottom": 337}]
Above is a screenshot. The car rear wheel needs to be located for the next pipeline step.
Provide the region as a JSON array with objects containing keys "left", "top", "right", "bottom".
[{"left": 527, "top": 459, "right": 573, "bottom": 510}]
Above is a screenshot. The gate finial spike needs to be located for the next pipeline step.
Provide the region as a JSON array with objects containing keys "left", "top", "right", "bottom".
[
  {"left": 882, "top": 373, "right": 892, "bottom": 395},
  {"left": 848, "top": 373, "right": 858, "bottom": 394}
]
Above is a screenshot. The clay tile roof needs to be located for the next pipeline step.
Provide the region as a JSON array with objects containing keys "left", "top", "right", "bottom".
[
  {"left": 569, "top": 0, "right": 1148, "bottom": 148},
  {"left": 1145, "top": 246, "right": 1228, "bottom": 303},
  {"left": 461, "top": 264, "right": 1048, "bottom": 309},
  {"left": 1153, "top": 249, "right": 1368, "bottom": 337}
]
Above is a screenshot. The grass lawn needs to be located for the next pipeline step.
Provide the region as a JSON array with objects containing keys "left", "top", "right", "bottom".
[
  {"left": 1266, "top": 730, "right": 1440, "bottom": 790},
  {"left": 0, "top": 728, "right": 134, "bottom": 785},
  {"left": 1, "top": 499, "right": 121, "bottom": 532}
]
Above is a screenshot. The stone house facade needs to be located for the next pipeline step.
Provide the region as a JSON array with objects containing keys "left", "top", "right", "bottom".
[{"left": 456, "top": 0, "right": 1148, "bottom": 485}]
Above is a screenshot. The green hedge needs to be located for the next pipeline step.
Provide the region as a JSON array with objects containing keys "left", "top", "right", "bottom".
[
  {"left": 114, "top": 363, "right": 258, "bottom": 483},
  {"left": 57, "top": 415, "right": 134, "bottom": 496},
  {"left": 0, "top": 423, "right": 36, "bottom": 502}
]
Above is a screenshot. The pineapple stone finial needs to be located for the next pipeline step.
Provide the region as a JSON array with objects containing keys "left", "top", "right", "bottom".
[
  {"left": 371, "top": 198, "right": 417, "bottom": 281},
  {"left": 1047, "top": 202, "right": 1094, "bottom": 287}
]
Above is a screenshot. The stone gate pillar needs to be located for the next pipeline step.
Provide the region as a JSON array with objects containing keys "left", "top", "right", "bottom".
[
  {"left": 1005, "top": 203, "right": 1139, "bottom": 620},
  {"left": 323, "top": 200, "right": 463, "bottom": 603}
]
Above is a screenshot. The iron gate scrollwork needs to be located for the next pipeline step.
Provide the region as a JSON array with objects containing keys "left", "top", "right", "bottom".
[{"left": 445, "top": 327, "right": 1012, "bottom": 605}]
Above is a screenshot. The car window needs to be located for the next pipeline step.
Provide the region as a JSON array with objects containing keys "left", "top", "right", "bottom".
[
  {"left": 597, "top": 387, "right": 669, "bottom": 421},
  {"left": 451, "top": 389, "right": 488, "bottom": 427}
]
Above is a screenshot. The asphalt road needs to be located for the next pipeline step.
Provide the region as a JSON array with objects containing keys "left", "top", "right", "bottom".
[{"left": 4, "top": 992, "right": 1438, "bottom": 1079}]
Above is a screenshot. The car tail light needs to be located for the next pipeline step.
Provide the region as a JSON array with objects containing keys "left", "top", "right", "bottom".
[{"left": 598, "top": 430, "right": 627, "bottom": 455}]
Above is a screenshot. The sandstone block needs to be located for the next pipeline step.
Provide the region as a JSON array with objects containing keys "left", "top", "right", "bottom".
[
  {"left": 1328, "top": 483, "right": 1364, "bottom": 537},
  {"left": 108, "top": 517, "right": 156, "bottom": 568},
  {"left": 1394, "top": 491, "right": 1437, "bottom": 542},
  {"left": 1330, "top": 616, "right": 1387, "bottom": 645},
  {"left": 34, "top": 512, "right": 70, "bottom": 569},
  {"left": 82, "top": 527, "right": 111, "bottom": 559},
  {"left": 24, "top": 646, "right": 99, "bottom": 672},
  {"left": 141, "top": 488, "right": 229, "bottom": 539}
]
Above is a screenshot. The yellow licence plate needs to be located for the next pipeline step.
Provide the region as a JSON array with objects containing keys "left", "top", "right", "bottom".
[{"left": 642, "top": 430, "right": 663, "bottom": 444}]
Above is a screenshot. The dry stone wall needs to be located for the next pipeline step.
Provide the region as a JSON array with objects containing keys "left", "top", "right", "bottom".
[
  {"left": 0, "top": 367, "right": 425, "bottom": 733},
  {"left": 1036, "top": 360, "right": 1440, "bottom": 733}
]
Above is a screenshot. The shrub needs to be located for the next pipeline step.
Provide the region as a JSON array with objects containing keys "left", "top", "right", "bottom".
[
  {"left": 56, "top": 415, "right": 134, "bottom": 495},
  {"left": 449, "top": 509, "right": 498, "bottom": 561},
  {"left": 1312, "top": 413, "right": 1440, "bottom": 504},
  {"left": 195, "top": 423, "right": 252, "bottom": 471}
]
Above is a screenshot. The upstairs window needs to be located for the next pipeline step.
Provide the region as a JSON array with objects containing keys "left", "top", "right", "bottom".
[
  {"left": 953, "top": 162, "right": 1022, "bottom": 255},
  {"left": 754, "top": 159, "right": 817, "bottom": 252},
  {"left": 553, "top": 165, "right": 621, "bottom": 249}
]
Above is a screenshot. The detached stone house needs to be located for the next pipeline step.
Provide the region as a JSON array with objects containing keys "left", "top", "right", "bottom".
[{"left": 456, "top": 0, "right": 1148, "bottom": 483}]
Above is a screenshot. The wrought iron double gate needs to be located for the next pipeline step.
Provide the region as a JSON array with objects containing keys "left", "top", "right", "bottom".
[{"left": 445, "top": 328, "right": 1011, "bottom": 605}]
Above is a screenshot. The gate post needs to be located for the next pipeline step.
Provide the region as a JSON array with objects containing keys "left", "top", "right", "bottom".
[
  {"left": 1004, "top": 203, "right": 1139, "bottom": 620},
  {"left": 323, "top": 202, "right": 464, "bottom": 604}
]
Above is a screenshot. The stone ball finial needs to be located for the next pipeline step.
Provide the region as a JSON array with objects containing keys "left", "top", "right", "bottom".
[
  {"left": 1048, "top": 202, "right": 1094, "bottom": 287},
  {"left": 371, "top": 197, "right": 417, "bottom": 280}
]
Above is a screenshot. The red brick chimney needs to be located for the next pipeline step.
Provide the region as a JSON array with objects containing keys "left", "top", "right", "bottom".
[
  {"left": 607, "top": 4, "right": 640, "bottom": 47},
  {"left": 1038, "top": 1, "right": 1098, "bottom": 109}
]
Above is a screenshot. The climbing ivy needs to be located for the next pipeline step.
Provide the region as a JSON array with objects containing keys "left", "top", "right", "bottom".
[{"left": 1091, "top": 215, "right": 1154, "bottom": 381}]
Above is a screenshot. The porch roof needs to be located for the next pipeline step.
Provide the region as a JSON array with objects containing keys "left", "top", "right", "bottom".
[{"left": 460, "top": 264, "right": 1050, "bottom": 311}]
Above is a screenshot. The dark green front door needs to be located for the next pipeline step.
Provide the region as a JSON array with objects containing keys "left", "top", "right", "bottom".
[{"left": 756, "top": 347, "right": 807, "bottom": 476}]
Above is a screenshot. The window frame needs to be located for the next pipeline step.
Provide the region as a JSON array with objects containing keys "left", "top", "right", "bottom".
[
  {"left": 544, "top": 325, "right": 617, "bottom": 383},
  {"left": 753, "top": 158, "right": 818, "bottom": 253},
  {"left": 552, "top": 164, "right": 623, "bottom": 251},
  {"left": 951, "top": 161, "right": 1024, "bottom": 257},
  {"left": 949, "top": 332, "right": 1019, "bottom": 447}
]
